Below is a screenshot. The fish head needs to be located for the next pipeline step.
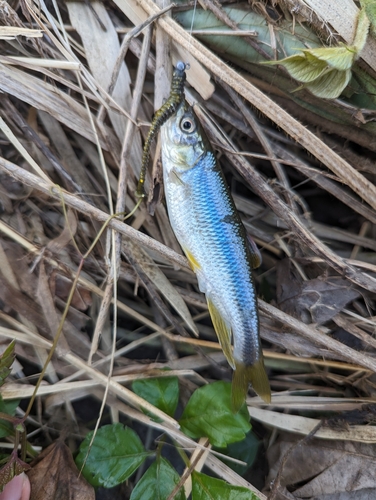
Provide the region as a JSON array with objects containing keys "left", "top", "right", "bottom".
[{"left": 161, "top": 101, "right": 206, "bottom": 170}]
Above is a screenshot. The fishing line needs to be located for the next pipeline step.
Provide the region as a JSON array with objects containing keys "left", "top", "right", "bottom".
[{"left": 187, "top": 0, "right": 198, "bottom": 53}]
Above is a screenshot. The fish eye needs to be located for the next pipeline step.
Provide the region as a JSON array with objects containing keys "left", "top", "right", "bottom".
[{"left": 180, "top": 116, "right": 196, "bottom": 134}]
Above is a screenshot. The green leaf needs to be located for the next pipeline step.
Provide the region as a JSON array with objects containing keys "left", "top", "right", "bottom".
[
  {"left": 130, "top": 457, "right": 185, "bottom": 500},
  {"left": 353, "top": 6, "right": 371, "bottom": 51},
  {"left": 216, "top": 431, "right": 260, "bottom": 476},
  {"left": 0, "top": 420, "right": 13, "bottom": 440},
  {"left": 306, "top": 46, "right": 356, "bottom": 71},
  {"left": 192, "top": 471, "right": 259, "bottom": 500},
  {"left": 0, "top": 397, "right": 20, "bottom": 439},
  {"left": 179, "top": 382, "right": 251, "bottom": 448},
  {"left": 0, "top": 341, "right": 15, "bottom": 388},
  {"left": 75, "top": 423, "right": 149, "bottom": 488},
  {"left": 0, "top": 398, "right": 19, "bottom": 417},
  {"left": 267, "top": 53, "right": 327, "bottom": 82},
  {"left": 132, "top": 375, "right": 179, "bottom": 417},
  {"left": 174, "top": 6, "right": 322, "bottom": 66},
  {"left": 364, "top": 2, "right": 376, "bottom": 37},
  {"left": 306, "top": 68, "right": 352, "bottom": 99}
]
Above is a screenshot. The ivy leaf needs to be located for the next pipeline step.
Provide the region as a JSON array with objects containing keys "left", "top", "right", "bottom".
[
  {"left": 192, "top": 471, "right": 259, "bottom": 500},
  {"left": 0, "top": 341, "right": 15, "bottom": 387},
  {"left": 130, "top": 457, "right": 185, "bottom": 500},
  {"left": 132, "top": 375, "right": 179, "bottom": 417},
  {"left": 216, "top": 431, "right": 260, "bottom": 476},
  {"left": 75, "top": 424, "right": 150, "bottom": 488},
  {"left": 179, "top": 382, "right": 251, "bottom": 448}
]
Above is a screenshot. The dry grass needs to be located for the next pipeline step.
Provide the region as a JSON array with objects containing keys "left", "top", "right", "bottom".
[{"left": 0, "top": 0, "right": 376, "bottom": 496}]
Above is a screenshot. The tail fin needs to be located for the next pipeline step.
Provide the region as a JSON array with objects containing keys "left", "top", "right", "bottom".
[{"left": 232, "top": 358, "right": 271, "bottom": 413}]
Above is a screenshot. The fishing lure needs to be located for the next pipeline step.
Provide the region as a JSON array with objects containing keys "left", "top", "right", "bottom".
[
  {"left": 159, "top": 67, "right": 271, "bottom": 411},
  {"left": 137, "top": 61, "right": 187, "bottom": 198}
]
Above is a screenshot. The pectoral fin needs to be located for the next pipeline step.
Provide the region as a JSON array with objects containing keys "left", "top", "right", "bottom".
[
  {"left": 207, "top": 299, "right": 235, "bottom": 370},
  {"left": 169, "top": 168, "right": 184, "bottom": 185},
  {"left": 232, "top": 358, "right": 271, "bottom": 413},
  {"left": 247, "top": 235, "right": 262, "bottom": 269}
]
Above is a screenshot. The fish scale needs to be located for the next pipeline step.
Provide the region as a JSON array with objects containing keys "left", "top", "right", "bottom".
[{"left": 161, "top": 100, "right": 271, "bottom": 410}]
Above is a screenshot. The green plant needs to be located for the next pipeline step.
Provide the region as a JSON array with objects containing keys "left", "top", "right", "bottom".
[{"left": 75, "top": 377, "right": 261, "bottom": 499}]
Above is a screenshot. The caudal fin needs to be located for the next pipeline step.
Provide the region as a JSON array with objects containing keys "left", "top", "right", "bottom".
[{"left": 232, "top": 358, "right": 271, "bottom": 413}]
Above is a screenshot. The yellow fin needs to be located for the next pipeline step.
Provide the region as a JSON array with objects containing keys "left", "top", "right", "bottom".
[
  {"left": 184, "top": 248, "right": 201, "bottom": 272},
  {"left": 207, "top": 299, "right": 235, "bottom": 369},
  {"left": 231, "top": 358, "right": 271, "bottom": 413}
]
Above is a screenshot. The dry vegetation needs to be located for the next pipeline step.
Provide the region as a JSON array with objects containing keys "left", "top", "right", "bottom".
[{"left": 1, "top": 0, "right": 376, "bottom": 498}]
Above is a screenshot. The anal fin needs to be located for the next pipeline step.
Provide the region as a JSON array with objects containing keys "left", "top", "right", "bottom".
[
  {"left": 207, "top": 299, "right": 235, "bottom": 370},
  {"left": 184, "top": 248, "right": 201, "bottom": 272},
  {"left": 232, "top": 358, "right": 271, "bottom": 413}
]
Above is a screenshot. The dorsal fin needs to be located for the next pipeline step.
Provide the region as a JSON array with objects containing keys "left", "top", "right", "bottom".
[{"left": 247, "top": 235, "right": 262, "bottom": 269}]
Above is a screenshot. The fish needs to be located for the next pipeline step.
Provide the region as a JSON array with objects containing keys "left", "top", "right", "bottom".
[{"left": 161, "top": 99, "right": 271, "bottom": 411}]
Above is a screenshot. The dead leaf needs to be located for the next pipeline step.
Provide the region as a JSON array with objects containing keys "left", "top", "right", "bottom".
[
  {"left": 67, "top": 0, "right": 143, "bottom": 177},
  {"left": 52, "top": 273, "right": 92, "bottom": 311},
  {"left": 0, "top": 63, "right": 116, "bottom": 151},
  {"left": 37, "top": 261, "right": 70, "bottom": 354},
  {"left": 267, "top": 434, "right": 376, "bottom": 499},
  {"left": 248, "top": 406, "right": 376, "bottom": 443},
  {"left": 1, "top": 242, "right": 37, "bottom": 298},
  {"left": 0, "top": 272, "right": 50, "bottom": 337},
  {"left": 124, "top": 239, "right": 198, "bottom": 336},
  {"left": 27, "top": 441, "right": 94, "bottom": 500},
  {"left": 46, "top": 207, "right": 77, "bottom": 255},
  {"left": 277, "top": 260, "right": 359, "bottom": 324}
]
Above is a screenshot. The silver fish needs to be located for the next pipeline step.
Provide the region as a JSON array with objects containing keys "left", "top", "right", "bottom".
[{"left": 161, "top": 100, "right": 271, "bottom": 410}]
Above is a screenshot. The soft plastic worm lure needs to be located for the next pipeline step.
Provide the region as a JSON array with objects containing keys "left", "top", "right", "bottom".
[{"left": 136, "top": 61, "right": 187, "bottom": 197}]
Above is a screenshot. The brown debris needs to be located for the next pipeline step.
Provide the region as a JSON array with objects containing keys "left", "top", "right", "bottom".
[
  {"left": 27, "top": 441, "right": 94, "bottom": 500},
  {"left": 0, "top": 0, "right": 376, "bottom": 498}
]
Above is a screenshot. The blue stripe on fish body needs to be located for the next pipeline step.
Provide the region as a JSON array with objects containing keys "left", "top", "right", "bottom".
[
  {"left": 161, "top": 100, "right": 271, "bottom": 406},
  {"left": 164, "top": 150, "right": 260, "bottom": 365}
]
